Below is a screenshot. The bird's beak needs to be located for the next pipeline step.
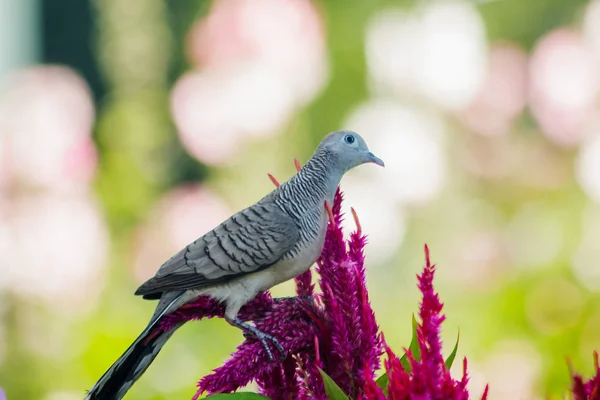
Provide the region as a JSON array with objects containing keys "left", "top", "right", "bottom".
[{"left": 368, "top": 152, "right": 385, "bottom": 167}]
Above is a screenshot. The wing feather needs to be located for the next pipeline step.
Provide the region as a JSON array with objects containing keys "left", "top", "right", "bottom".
[{"left": 135, "top": 202, "right": 298, "bottom": 297}]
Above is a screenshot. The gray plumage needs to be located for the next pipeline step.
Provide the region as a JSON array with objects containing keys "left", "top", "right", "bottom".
[{"left": 85, "top": 130, "right": 384, "bottom": 400}]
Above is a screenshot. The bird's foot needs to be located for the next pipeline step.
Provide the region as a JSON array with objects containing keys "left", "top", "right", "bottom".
[{"left": 229, "top": 318, "right": 286, "bottom": 362}]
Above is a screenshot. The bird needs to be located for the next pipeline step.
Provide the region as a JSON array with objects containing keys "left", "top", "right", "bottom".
[{"left": 85, "top": 130, "right": 384, "bottom": 399}]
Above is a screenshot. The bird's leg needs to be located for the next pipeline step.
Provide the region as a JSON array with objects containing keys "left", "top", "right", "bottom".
[{"left": 226, "top": 317, "right": 286, "bottom": 362}]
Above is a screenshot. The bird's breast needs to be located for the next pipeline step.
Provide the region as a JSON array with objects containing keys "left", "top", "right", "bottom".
[{"left": 272, "top": 208, "right": 328, "bottom": 285}]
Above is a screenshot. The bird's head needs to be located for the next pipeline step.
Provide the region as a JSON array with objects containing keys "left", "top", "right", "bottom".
[{"left": 318, "top": 130, "right": 385, "bottom": 172}]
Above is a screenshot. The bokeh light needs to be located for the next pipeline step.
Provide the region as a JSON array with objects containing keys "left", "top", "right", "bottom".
[
  {"left": 365, "top": 1, "right": 486, "bottom": 110},
  {"left": 0, "top": 197, "right": 9, "bottom": 292},
  {"left": 478, "top": 341, "right": 542, "bottom": 400},
  {"left": 341, "top": 175, "right": 406, "bottom": 263},
  {"left": 572, "top": 204, "right": 600, "bottom": 290},
  {"left": 447, "top": 228, "right": 507, "bottom": 289},
  {"left": 172, "top": 0, "right": 329, "bottom": 166},
  {"left": 461, "top": 43, "right": 528, "bottom": 136},
  {"left": 583, "top": 0, "right": 600, "bottom": 62},
  {"left": 187, "top": 0, "right": 327, "bottom": 105},
  {"left": 0, "top": 66, "right": 96, "bottom": 191},
  {"left": 525, "top": 278, "right": 583, "bottom": 334},
  {"left": 344, "top": 99, "right": 446, "bottom": 205},
  {"left": 579, "top": 309, "right": 600, "bottom": 361},
  {"left": 576, "top": 125, "right": 600, "bottom": 202},
  {"left": 170, "top": 65, "right": 294, "bottom": 165},
  {"left": 0, "top": 64, "right": 105, "bottom": 318},
  {"left": 529, "top": 29, "right": 599, "bottom": 147},
  {"left": 505, "top": 203, "right": 564, "bottom": 269},
  {"left": 8, "top": 193, "right": 108, "bottom": 311}
]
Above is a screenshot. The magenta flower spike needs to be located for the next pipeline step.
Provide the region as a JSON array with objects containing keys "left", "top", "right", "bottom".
[
  {"left": 152, "top": 162, "right": 600, "bottom": 399},
  {"left": 569, "top": 352, "right": 600, "bottom": 400},
  {"left": 155, "top": 163, "right": 493, "bottom": 399},
  {"left": 360, "top": 246, "right": 491, "bottom": 400},
  {"left": 156, "top": 184, "right": 388, "bottom": 399}
]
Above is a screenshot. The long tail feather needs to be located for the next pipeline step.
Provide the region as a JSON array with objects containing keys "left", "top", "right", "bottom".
[
  {"left": 85, "top": 323, "right": 182, "bottom": 400},
  {"left": 85, "top": 292, "right": 188, "bottom": 400}
]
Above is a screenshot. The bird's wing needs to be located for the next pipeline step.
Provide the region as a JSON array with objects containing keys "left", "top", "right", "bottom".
[{"left": 135, "top": 201, "right": 299, "bottom": 296}]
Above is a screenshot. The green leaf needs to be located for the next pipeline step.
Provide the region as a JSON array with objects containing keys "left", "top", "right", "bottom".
[
  {"left": 375, "top": 372, "right": 389, "bottom": 395},
  {"left": 205, "top": 393, "right": 271, "bottom": 400},
  {"left": 445, "top": 329, "right": 460, "bottom": 370},
  {"left": 375, "top": 315, "right": 420, "bottom": 395},
  {"left": 400, "top": 314, "right": 420, "bottom": 372},
  {"left": 318, "top": 367, "right": 350, "bottom": 400}
]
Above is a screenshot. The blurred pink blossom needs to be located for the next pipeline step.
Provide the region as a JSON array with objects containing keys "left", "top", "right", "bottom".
[
  {"left": 187, "top": 0, "right": 327, "bottom": 104},
  {"left": 529, "top": 29, "right": 599, "bottom": 147},
  {"left": 0, "top": 65, "right": 105, "bottom": 313},
  {"left": 0, "top": 65, "right": 97, "bottom": 191},
  {"left": 6, "top": 193, "right": 108, "bottom": 312},
  {"left": 583, "top": 0, "right": 600, "bottom": 63},
  {"left": 344, "top": 100, "right": 446, "bottom": 205},
  {"left": 0, "top": 134, "right": 6, "bottom": 188},
  {"left": 0, "top": 196, "right": 10, "bottom": 291},
  {"left": 170, "top": 65, "right": 294, "bottom": 165},
  {"left": 133, "top": 185, "right": 232, "bottom": 283},
  {"left": 461, "top": 43, "right": 528, "bottom": 136},
  {"left": 172, "top": 0, "right": 328, "bottom": 165},
  {"left": 365, "top": 2, "right": 486, "bottom": 110},
  {"left": 576, "top": 123, "right": 600, "bottom": 203},
  {"left": 448, "top": 229, "right": 507, "bottom": 289}
]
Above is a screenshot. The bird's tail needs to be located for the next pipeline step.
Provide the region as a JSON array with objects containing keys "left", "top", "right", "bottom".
[
  {"left": 85, "top": 291, "right": 188, "bottom": 400},
  {"left": 85, "top": 321, "right": 183, "bottom": 400}
]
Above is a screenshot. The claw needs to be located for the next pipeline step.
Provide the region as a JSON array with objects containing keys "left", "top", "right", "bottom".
[
  {"left": 269, "top": 334, "right": 286, "bottom": 362},
  {"left": 229, "top": 317, "right": 287, "bottom": 362},
  {"left": 256, "top": 332, "right": 285, "bottom": 362}
]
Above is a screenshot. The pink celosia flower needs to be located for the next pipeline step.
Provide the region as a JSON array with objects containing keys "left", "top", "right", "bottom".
[
  {"left": 157, "top": 182, "right": 488, "bottom": 399},
  {"left": 363, "top": 246, "right": 488, "bottom": 400},
  {"left": 158, "top": 187, "right": 382, "bottom": 399},
  {"left": 570, "top": 352, "right": 600, "bottom": 400},
  {"left": 153, "top": 164, "right": 600, "bottom": 400}
]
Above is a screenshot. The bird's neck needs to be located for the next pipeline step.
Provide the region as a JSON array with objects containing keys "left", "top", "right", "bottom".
[
  {"left": 275, "top": 149, "right": 343, "bottom": 215},
  {"left": 300, "top": 148, "right": 343, "bottom": 202}
]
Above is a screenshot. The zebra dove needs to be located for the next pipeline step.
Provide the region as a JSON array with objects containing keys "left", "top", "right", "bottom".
[{"left": 85, "top": 130, "right": 384, "bottom": 399}]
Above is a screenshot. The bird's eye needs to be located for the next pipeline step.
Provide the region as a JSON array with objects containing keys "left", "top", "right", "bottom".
[{"left": 344, "top": 134, "right": 355, "bottom": 144}]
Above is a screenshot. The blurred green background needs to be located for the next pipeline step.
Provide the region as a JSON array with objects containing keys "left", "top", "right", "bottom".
[{"left": 2, "top": 0, "right": 600, "bottom": 398}]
